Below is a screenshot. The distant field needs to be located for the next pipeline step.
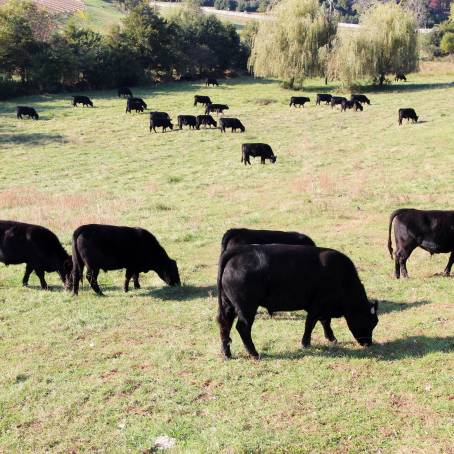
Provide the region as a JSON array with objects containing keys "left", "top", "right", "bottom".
[
  {"left": 0, "top": 66, "right": 453, "bottom": 452},
  {"left": 83, "top": 0, "right": 125, "bottom": 32}
]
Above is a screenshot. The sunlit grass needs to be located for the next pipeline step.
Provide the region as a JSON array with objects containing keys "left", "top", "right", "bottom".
[{"left": 0, "top": 66, "right": 453, "bottom": 452}]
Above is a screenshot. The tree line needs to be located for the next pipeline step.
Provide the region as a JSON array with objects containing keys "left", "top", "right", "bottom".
[
  {"left": 249, "top": 0, "right": 427, "bottom": 89},
  {"left": 0, "top": 0, "right": 247, "bottom": 99}
]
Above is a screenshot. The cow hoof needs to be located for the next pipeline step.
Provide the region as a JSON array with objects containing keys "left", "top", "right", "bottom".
[
  {"left": 302, "top": 342, "right": 311, "bottom": 349},
  {"left": 328, "top": 338, "right": 338, "bottom": 344},
  {"left": 251, "top": 354, "right": 261, "bottom": 361}
]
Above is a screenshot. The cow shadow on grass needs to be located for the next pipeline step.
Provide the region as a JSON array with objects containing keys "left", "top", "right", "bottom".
[
  {"left": 148, "top": 284, "right": 217, "bottom": 301},
  {"left": 0, "top": 132, "right": 66, "bottom": 146},
  {"left": 260, "top": 335, "right": 454, "bottom": 361}
]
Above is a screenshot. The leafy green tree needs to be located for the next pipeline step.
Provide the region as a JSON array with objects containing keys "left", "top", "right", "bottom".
[
  {"left": 329, "top": 2, "right": 419, "bottom": 87},
  {"left": 440, "top": 31, "right": 454, "bottom": 53},
  {"left": 0, "top": 0, "right": 56, "bottom": 82},
  {"left": 248, "top": 0, "right": 337, "bottom": 87}
]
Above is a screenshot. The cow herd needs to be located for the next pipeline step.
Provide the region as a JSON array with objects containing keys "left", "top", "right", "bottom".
[{"left": 1, "top": 207, "right": 453, "bottom": 358}]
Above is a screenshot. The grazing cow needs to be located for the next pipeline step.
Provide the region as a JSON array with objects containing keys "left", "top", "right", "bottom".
[
  {"left": 219, "top": 117, "right": 245, "bottom": 133},
  {"left": 217, "top": 244, "right": 379, "bottom": 359},
  {"left": 221, "top": 228, "right": 315, "bottom": 253},
  {"left": 289, "top": 96, "right": 310, "bottom": 108},
  {"left": 388, "top": 208, "right": 454, "bottom": 278},
  {"left": 177, "top": 115, "right": 197, "bottom": 130},
  {"left": 205, "top": 104, "right": 229, "bottom": 115},
  {"left": 351, "top": 94, "right": 370, "bottom": 105},
  {"left": 0, "top": 221, "right": 72, "bottom": 289},
  {"left": 341, "top": 99, "right": 363, "bottom": 112},
  {"left": 241, "top": 143, "right": 276, "bottom": 165},
  {"left": 206, "top": 78, "right": 219, "bottom": 87},
  {"left": 126, "top": 97, "right": 147, "bottom": 113},
  {"left": 118, "top": 87, "right": 133, "bottom": 98},
  {"left": 194, "top": 95, "right": 212, "bottom": 107},
  {"left": 179, "top": 73, "right": 194, "bottom": 82},
  {"left": 150, "top": 116, "right": 173, "bottom": 133},
  {"left": 16, "top": 106, "right": 39, "bottom": 120},
  {"left": 196, "top": 115, "right": 217, "bottom": 129},
  {"left": 395, "top": 73, "right": 407, "bottom": 82},
  {"left": 71, "top": 224, "right": 180, "bottom": 295},
  {"left": 331, "top": 96, "right": 347, "bottom": 109},
  {"left": 72, "top": 96, "right": 93, "bottom": 107},
  {"left": 398, "top": 108, "right": 418, "bottom": 125},
  {"left": 316, "top": 94, "right": 332, "bottom": 105}
]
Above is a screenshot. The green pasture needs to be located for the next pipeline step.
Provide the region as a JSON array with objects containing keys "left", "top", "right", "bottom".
[{"left": 0, "top": 69, "right": 453, "bottom": 452}]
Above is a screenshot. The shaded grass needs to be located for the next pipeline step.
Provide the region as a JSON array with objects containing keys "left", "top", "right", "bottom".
[{"left": 0, "top": 68, "right": 453, "bottom": 452}]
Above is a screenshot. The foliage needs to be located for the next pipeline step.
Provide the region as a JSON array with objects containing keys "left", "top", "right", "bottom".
[
  {"left": 329, "top": 2, "right": 419, "bottom": 87},
  {"left": 248, "top": 0, "right": 337, "bottom": 86},
  {"left": 0, "top": 0, "right": 244, "bottom": 97},
  {"left": 439, "top": 30, "right": 454, "bottom": 53}
]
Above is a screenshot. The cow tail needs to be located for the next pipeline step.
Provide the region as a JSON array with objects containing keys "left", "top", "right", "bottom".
[
  {"left": 71, "top": 229, "right": 84, "bottom": 290},
  {"left": 217, "top": 249, "right": 236, "bottom": 318},
  {"left": 388, "top": 209, "right": 406, "bottom": 259}
]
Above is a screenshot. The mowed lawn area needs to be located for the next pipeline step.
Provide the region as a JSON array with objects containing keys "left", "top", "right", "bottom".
[{"left": 0, "top": 65, "right": 453, "bottom": 453}]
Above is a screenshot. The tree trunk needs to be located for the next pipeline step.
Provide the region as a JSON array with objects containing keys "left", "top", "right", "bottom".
[{"left": 379, "top": 73, "right": 385, "bottom": 86}]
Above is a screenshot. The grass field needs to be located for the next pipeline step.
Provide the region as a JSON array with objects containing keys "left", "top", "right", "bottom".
[
  {"left": 0, "top": 66, "right": 453, "bottom": 452},
  {"left": 83, "top": 0, "right": 125, "bottom": 32}
]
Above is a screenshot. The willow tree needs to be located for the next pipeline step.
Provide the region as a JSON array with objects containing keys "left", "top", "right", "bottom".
[
  {"left": 248, "top": 0, "right": 337, "bottom": 87},
  {"left": 329, "top": 2, "right": 419, "bottom": 87}
]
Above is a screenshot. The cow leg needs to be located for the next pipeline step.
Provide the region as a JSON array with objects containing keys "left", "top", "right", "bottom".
[
  {"left": 302, "top": 313, "right": 318, "bottom": 348},
  {"left": 236, "top": 310, "right": 259, "bottom": 359},
  {"left": 34, "top": 268, "right": 48, "bottom": 290},
  {"left": 87, "top": 268, "right": 103, "bottom": 296},
  {"left": 320, "top": 318, "right": 337, "bottom": 343},
  {"left": 395, "top": 258, "right": 401, "bottom": 279},
  {"left": 22, "top": 263, "right": 33, "bottom": 287},
  {"left": 443, "top": 252, "right": 454, "bottom": 276},
  {"left": 133, "top": 273, "right": 141, "bottom": 289},
  {"left": 217, "top": 299, "right": 236, "bottom": 359},
  {"left": 396, "top": 247, "right": 414, "bottom": 278},
  {"left": 124, "top": 269, "right": 133, "bottom": 292}
]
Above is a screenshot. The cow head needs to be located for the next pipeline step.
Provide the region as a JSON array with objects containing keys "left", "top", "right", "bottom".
[
  {"left": 157, "top": 258, "right": 181, "bottom": 286},
  {"left": 415, "top": 115, "right": 419, "bottom": 122},
  {"left": 346, "top": 301, "right": 378, "bottom": 346},
  {"left": 271, "top": 155, "right": 277, "bottom": 163},
  {"left": 62, "top": 256, "right": 73, "bottom": 289}
]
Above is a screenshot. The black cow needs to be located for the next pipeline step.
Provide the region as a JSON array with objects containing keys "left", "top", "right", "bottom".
[
  {"left": 150, "top": 116, "right": 173, "bottom": 133},
  {"left": 150, "top": 111, "right": 170, "bottom": 120},
  {"left": 194, "top": 95, "right": 212, "bottom": 107},
  {"left": 221, "top": 228, "right": 315, "bottom": 254},
  {"left": 177, "top": 115, "right": 197, "bottom": 130},
  {"left": 398, "top": 108, "right": 418, "bottom": 125},
  {"left": 395, "top": 73, "right": 407, "bottom": 82},
  {"left": 118, "top": 87, "right": 133, "bottom": 98},
  {"left": 0, "top": 221, "right": 72, "bottom": 289},
  {"left": 316, "top": 94, "right": 332, "bottom": 105},
  {"left": 351, "top": 94, "right": 370, "bottom": 105},
  {"left": 289, "top": 96, "right": 310, "bottom": 107},
  {"left": 72, "top": 96, "right": 93, "bottom": 107},
  {"left": 16, "top": 106, "right": 39, "bottom": 120},
  {"left": 206, "top": 78, "right": 219, "bottom": 87},
  {"left": 331, "top": 96, "right": 347, "bottom": 109},
  {"left": 196, "top": 115, "right": 217, "bottom": 129},
  {"left": 219, "top": 117, "right": 245, "bottom": 133},
  {"left": 71, "top": 224, "right": 180, "bottom": 295},
  {"left": 205, "top": 104, "right": 229, "bottom": 115},
  {"left": 241, "top": 143, "right": 276, "bottom": 165},
  {"left": 126, "top": 98, "right": 147, "bottom": 113},
  {"left": 341, "top": 99, "right": 363, "bottom": 112},
  {"left": 388, "top": 208, "right": 454, "bottom": 278},
  {"left": 217, "top": 244, "right": 379, "bottom": 359}
]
